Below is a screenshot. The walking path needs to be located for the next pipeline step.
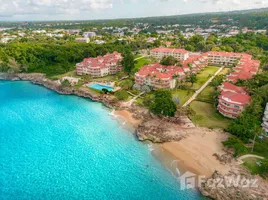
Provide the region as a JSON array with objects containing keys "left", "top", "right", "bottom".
[
  {"left": 123, "top": 91, "right": 145, "bottom": 107},
  {"left": 237, "top": 154, "right": 264, "bottom": 164},
  {"left": 182, "top": 66, "right": 225, "bottom": 107},
  {"left": 134, "top": 56, "right": 145, "bottom": 61}
]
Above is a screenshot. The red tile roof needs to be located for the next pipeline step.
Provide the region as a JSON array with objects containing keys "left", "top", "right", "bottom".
[
  {"left": 220, "top": 82, "right": 247, "bottom": 94},
  {"left": 220, "top": 91, "right": 251, "bottom": 105},
  {"left": 135, "top": 63, "right": 186, "bottom": 81}
]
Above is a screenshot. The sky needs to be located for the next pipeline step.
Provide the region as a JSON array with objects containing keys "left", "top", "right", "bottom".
[{"left": 0, "top": 0, "right": 268, "bottom": 21}]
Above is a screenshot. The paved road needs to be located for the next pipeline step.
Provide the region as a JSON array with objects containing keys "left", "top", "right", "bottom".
[
  {"left": 183, "top": 66, "right": 225, "bottom": 107},
  {"left": 237, "top": 154, "right": 264, "bottom": 164},
  {"left": 238, "top": 154, "right": 264, "bottom": 160}
]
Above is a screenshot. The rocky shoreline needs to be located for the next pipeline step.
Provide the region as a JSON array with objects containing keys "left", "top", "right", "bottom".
[
  {"left": 2, "top": 73, "right": 267, "bottom": 200},
  {"left": 0, "top": 73, "right": 119, "bottom": 109}
]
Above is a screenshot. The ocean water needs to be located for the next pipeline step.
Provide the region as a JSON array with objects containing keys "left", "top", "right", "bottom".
[{"left": 0, "top": 81, "right": 202, "bottom": 200}]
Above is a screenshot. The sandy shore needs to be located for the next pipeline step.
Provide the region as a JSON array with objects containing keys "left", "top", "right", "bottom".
[
  {"left": 113, "top": 110, "right": 142, "bottom": 127},
  {"left": 162, "top": 129, "right": 233, "bottom": 177}
]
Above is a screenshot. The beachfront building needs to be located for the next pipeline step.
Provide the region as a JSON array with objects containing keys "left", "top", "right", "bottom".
[
  {"left": 150, "top": 48, "right": 189, "bottom": 60},
  {"left": 217, "top": 82, "right": 251, "bottom": 118},
  {"left": 262, "top": 103, "right": 268, "bottom": 137},
  {"left": 76, "top": 52, "right": 123, "bottom": 77},
  {"left": 134, "top": 63, "right": 186, "bottom": 89}
]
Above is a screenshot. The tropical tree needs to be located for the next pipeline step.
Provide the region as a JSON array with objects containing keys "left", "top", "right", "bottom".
[
  {"left": 150, "top": 89, "right": 177, "bottom": 117},
  {"left": 121, "top": 50, "right": 135, "bottom": 74},
  {"left": 160, "top": 56, "right": 178, "bottom": 66}
]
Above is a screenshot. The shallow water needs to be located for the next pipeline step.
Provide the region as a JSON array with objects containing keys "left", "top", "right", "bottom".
[{"left": 0, "top": 81, "right": 202, "bottom": 199}]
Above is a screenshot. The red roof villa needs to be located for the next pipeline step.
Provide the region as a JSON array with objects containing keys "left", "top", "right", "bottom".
[
  {"left": 218, "top": 82, "right": 251, "bottom": 119},
  {"left": 134, "top": 63, "right": 186, "bottom": 89},
  {"left": 182, "top": 55, "right": 208, "bottom": 73},
  {"left": 76, "top": 52, "right": 123, "bottom": 77}
]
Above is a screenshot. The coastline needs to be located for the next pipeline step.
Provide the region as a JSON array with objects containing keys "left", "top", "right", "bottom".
[{"left": 2, "top": 73, "right": 268, "bottom": 199}]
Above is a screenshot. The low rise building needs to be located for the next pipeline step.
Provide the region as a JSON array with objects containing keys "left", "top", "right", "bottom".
[
  {"left": 134, "top": 63, "right": 186, "bottom": 89},
  {"left": 75, "top": 38, "right": 90, "bottom": 43},
  {"left": 83, "top": 32, "right": 96, "bottom": 38},
  {"left": 76, "top": 52, "right": 123, "bottom": 77},
  {"left": 217, "top": 86, "right": 251, "bottom": 119},
  {"left": 150, "top": 48, "right": 189, "bottom": 60},
  {"left": 182, "top": 55, "right": 208, "bottom": 73},
  {"left": 205, "top": 51, "right": 249, "bottom": 66}
]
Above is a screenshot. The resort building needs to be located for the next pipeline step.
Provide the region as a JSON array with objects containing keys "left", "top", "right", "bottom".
[
  {"left": 217, "top": 82, "right": 251, "bottom": 119},
  {"left": 134, "top": 63, "right": 186, "bottom": 89},
  {"left": 205, "top": 51, "right": 259, "bottom": 83},
  {"left": 226, "top": 58, "right": 259, "bottom": 83},
  {"left": 182, "top": 55, "right": 208, "bottom": 73},
  {"left": 76, "top": 52, "right": 123, "bottom": 77},
  {"left": 262, "top": 103, "right": 268, "bottom": 137},
  {"left": 205, "top": 51, "right": 250, "bottom": 66},
  {"left": 150, "top": 48, "right": 189, "bottom": 60}
]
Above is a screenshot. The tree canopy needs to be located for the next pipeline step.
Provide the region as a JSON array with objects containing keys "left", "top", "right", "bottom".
[{"left": 150, "top": 89, "right": 177, "bottom": 117}]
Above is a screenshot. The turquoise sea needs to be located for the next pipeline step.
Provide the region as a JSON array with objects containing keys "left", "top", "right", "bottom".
[{"left": 0, "top": 81, "right": 202, "bottom": 200}]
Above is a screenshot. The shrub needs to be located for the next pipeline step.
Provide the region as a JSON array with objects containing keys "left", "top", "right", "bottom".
[
  {"left": 114, "top": 91, "right": 129, "bottom": 101},
  {"left": 222, "top": 137, "right": 249, "bottom": 157}
]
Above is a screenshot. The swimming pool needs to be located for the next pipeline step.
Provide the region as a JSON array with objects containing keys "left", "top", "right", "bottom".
[{"left": 88, "top": 83, "right": 114, "bottom": 91}]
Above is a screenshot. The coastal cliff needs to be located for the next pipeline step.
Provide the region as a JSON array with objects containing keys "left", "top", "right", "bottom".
[{"left": 0, "top": 73, "right": 118, "bottom": 109}]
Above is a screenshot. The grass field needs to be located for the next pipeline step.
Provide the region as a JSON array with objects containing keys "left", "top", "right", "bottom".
[
  {"left": 243, "top": 157, "right": 263, "bottom": 175},
  {"left": 50, "top": 70, "right": 80, "bottom": 80},
  {"left": 132, "top": 56, "right": 151, "bottom": 74},
  {"left": 189, "top": 100, "right": 231, "bottom": 129},
  {"left": 198, "top": 86, "right": 214, "bottom": 101},
  {"left": 190, "top": 66, "right": 220, "bottom": 90},
  {"left": 218, "top": 67, "right": 231, "bottom": 76},
  {"left": 172, "top": 89, "right": 194, "bottom": 106}
]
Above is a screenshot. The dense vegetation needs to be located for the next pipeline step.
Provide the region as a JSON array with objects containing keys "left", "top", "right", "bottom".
[
  {"left": 227, "top": 72, "right": 268, "bottom": 142},
  {"left": 150, "top": 89, "right": 177, "bottom": 117},
  {"left": 0, "top": 41, "right": 133, "bottom": 76}
]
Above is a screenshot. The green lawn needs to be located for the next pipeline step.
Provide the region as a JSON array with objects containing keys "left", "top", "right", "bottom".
[
  {"left": 91, "top": 75, "right": 117, "bottom": 82},
  {"left": 190, "top": 66, "right": 220, "bottom": 90},
  {"left": 218, "top": 67, "right": 230, "bottom": 76},
  {"left": 243, "top": 157, "right": 263, "bottom": 175},
  {"left": 172, "top": 89, "right": 194, "bottom": 106},
  {"left": 50, "top": 70, "right": 80, "bottom": 80},
  {"left": 132, "top": 57, "right": 151, "bottom": 74},
  {"left": 189, "top": 100, "right": 231, "bottom": 129},
  {"left": 198, "top": 86, "right": 214, "bottom": 101}
]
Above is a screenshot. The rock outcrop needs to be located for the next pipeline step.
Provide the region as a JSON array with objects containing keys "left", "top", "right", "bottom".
[{"left": 199, "top": 171, "right": 268, "bottom": 200}]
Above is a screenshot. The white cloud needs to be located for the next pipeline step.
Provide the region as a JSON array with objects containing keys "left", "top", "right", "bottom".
[
  {"left": 0, "top": 0, "right": 119, "bottom": 17},
  {"left": 0, "top": 0, "right": 267, "bottom": 19}
]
